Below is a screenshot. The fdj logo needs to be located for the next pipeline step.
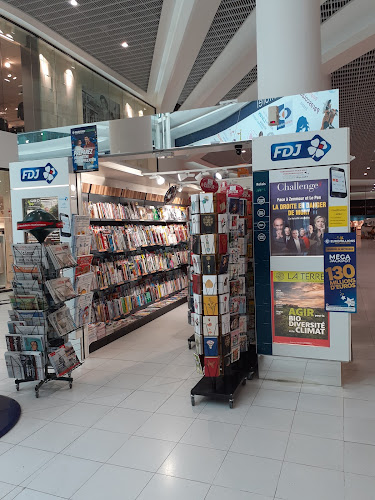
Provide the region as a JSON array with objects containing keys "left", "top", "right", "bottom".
[
  {"left": 271, "top": 134, "right": 331, "bottom": 162},
  {"left": 21, "top": 163, "right": 58, "bottom": 184}
]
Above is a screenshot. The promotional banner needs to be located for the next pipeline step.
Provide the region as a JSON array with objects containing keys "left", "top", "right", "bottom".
[
  {"left": 272, "top": 271, "right": 329, "bottom": 347},
  {"left": 270, "top": 177, "right": 328, "bottom": 256},
  {"left": 71, "top": 125, "right": 99, "bottom": 172},
  {"left": 324, "top": 233, "right": 357, "bottom": 313}
]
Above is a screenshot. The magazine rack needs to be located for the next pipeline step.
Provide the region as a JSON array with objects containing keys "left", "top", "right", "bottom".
[{"left": 8, "top": 243, "right": 81, "bottom": 397}]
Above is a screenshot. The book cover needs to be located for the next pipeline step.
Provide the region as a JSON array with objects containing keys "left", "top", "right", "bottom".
[
  {"left": 200, "top": 214, "right": 217, "bottom": 234},
  {"left": 200, "top": 234, "right": 216, "bottom": 255},
  {"left": 218, "top": 274, "right": 229, "bottom": 295},
  {"left": 203, "top": 315, "right": 219, "bottom": 336},
  {"left": 204, "top": 336, "right": 218, "bottom": 356},
  {"left": 203, "top": 295, "right": 218, "bottom": 315},
  {"left": 218, "top": 254, "right": 229, "bottom": 274},
  {"left": 202, "top": 275, "right": 218, "bottom": 296},
  {"left": 219, "top": 293, "right": 230, "bottom": 315},
  {"left": 204, "top": 356, "right": 220, "bottom": 377},
  {"left": 202, "top": 255, "right": 216, "bottom": 275},
  {"left": 221, "top": 313, "right": 230, "bottom": 334},
  {"left": 200, "top": 193, "right": 214, "bottom": 214},
  {"left": 218, "top": 234, "right": 228, "bottom": 254},
  {"left": 216, "top": 193, "right": 227, "bottom": 214},
  {"left": 220, "top": 331, "right": 230, "bottom": 355},
  {"left": 218, "top": 214, "right": 228, "bottom": 234},
  {"left": 192, "top": 274, "right": 202, "bottom": 294}
]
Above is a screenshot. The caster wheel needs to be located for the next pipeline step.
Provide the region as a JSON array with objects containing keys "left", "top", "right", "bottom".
[
  {"left": 188, "top": 343, "right": 192, "bottom": 350},
  {"left": 242, "top": 379, "right": 246, "bottom": 386},
  {"left": 16, "top": 384, "right": 19, "bottom": 391},
  {"left": 229, "top": 399, "right": 234, "bottom": 409},
  {"left": 35, "top": 391, "right": 39, "bottom": 399},
  {"left": 69, "top": 382, "right": 73, "bottom": 389},
  {"left": 191, "top": 395, "right": 195, "bottom": 407},
  {"left": 247, "top": 373, "right": 254, "bottom": 380}
]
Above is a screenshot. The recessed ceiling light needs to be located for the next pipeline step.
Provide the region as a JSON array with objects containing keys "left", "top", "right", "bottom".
[
  {"left": 241, "top": 149, "right": 246, "bottom": 153},
  {"left": 156, "top": 175, "right": 165, "bottom": 185},
  {"left": 70, "top": 0, "right": 78, "bottom": 6},
  {"left": 364, "top": 172, "right": 368, "bottom": 175},
  {"left": 4, "top": 62, "right": 10, "bottom": 68},
  {"left": 13, "top": 77, "right": 16, "bottom": 80},
  {"left": 121, "top": 41, "right": 129, "bottom": 48},
  {"left": 7, "top": 74, "right": 11, "bottom": 78},
  {"left": 367, "top": 166, "right": 371, "bottom": 170},
  {"left": 4, "top": 79, "right": 9, "bottom": 82},
  {"left": 215, "top": 172, "right": 222, "bottom": 180}
]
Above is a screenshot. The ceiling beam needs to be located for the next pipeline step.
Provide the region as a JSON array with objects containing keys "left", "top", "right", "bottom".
[
  {"left": 181, "top": 11, "right": 257, "bottom": 110},
  {"left": 0, "top": 0, "right": 150, "bottom": 105},
  {"left": 147, "top": 0, "right": 221, "bottom": 112},
  {"left": 321, "top": 0, "right": 375, "bottom": 74}
]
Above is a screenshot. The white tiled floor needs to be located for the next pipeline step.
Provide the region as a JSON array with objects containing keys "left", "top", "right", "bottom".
[{"left": 0, "top": 238, "right": 375, "bottom": 498}]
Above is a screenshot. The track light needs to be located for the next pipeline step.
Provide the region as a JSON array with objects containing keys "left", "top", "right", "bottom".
[
  {"left": 178, "top": 172, "right": 188, "bottom": 182},
  {"left": 156, "top": 175, "right": 165, "bottom": 185},
  {"left": 195, "top": 172, "right": 204, "bottom": 182},
  {"left": 215, "top": 172, "right": 222, "bottom": 180},
  {"left": 177, "top": 185, "right": 183, "bottom": 192}
]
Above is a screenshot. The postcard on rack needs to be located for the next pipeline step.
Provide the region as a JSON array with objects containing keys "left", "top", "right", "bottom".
[
  {"left": 203, "top": 315, "right": 219, "bottom": 337},
  {"left": 194, "top": 313, "right": 202, "bottom": 335},
  {"left": 203, "top": 295, "right": 218, "bottom": 316},
  {"left": 195, "top": 333, "right": 204, "bottom": 355},
  {"left": 202, "top": 275, "right": 218, "bottom": 296},
  {"left": 200, "top": 214, "right": 217, "bottom": 234},
  {"left": 229, "top": 248, "right": 239, "bottom": 263},
  {"left": 221, "top": 313, "right": 230, "bottom": 335},
  {"left": 239, "top": 335, "right": 248, "bottom": 352},
  {"left": 239, "top": 237, "right": 246, "bottom": 256},
  {"left": 193, "top": 293, "right": 203, "bottom": 315},
  {"left": 230, "top": 279, "right": 241, "bottom": 296},
  {"left": 218, "top": 214, "right": 228, "bottom": 234},
  {"left": 218, "top": 274, "right": 229, "bottom": 295},
  {"left": 191, "top": 214, "right": 200, "bottom": 234},
  {"left": 191, "top": 234, "right": 200, "bottom": 255},
  {"left": 238, "top": 257, "right": 247, "bottom": 276},
  {"left": 231, "top": 329, "right": 240, "bottom": 348},
  {"left": 200, "top": 193, "right": 214, "bottom": 214},
  {"left": 231, "top": 346, "right": 240, "bottom": 363},
  {"left": 239, "top": 296, "right": 247, "bottom": 314},
  {"left": 75, "top": 272, "right": 94, "bottom": 295},
  {"left": 228, "top": 198, "right": 241, "bottom": 215},
  {"left": 218, "top": 234, "right": 228, "bottom": 254},
  {"left": 202, "top": 255, "right": 216, "bottom": 275},
  {"left": 230, "top": 296, "right": 240, "bottom": 315},
  {"left": 204, "top": 336, "right": 218, "bottom": 357},
  {"left": 238, "top": 276, "right": 246, "bottom": 294},
  {"left": 200, "top": 234, "right": 216, "bottom": 255},
  {"left": 204, "top": 356, "right": 220, "bottom": 377},
  {"left": 192, "top": 274, "right": 202, "bottom": 294},
  {"left": 230, "top": 314, "right": 240, "bottom": 331},
  {"left": 221, "top": 333, "right": 231, "bottom": 357},
  {"left": 218, "top": 254, "right": 229, "bottom": 274},
  {"left": 239, "top": 315, "right": 247, "bottom": 334},
  {"left": 192, "top": 254, "right": 201, "bottom": 274},
  {"left": 230, "top": 214, "right": 239, "bottom": 230},
  {"left": 229, "top": 263, "right": 239, "bottom": 281},
  {"left": 238, "top": 219, "right": 245, "bottom": 237},
  {"left": 219, "top": 293, "right": 230, "bottom": 315},
  {"left": 190, "top": 194, "right": 200, "bottom": 214},
  {"left": 216, "top": 193, "right": 227, "bottom": 214}
]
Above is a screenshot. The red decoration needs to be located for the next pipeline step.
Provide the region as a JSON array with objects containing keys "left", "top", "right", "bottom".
[
  {"left": 17, "top": 221, "right": 63, "bottom": 230},
  {"left": 200, "top": 176, "right": 218, "bottom": 193},
  {"left": 227, "top": 184, "right": 244, "bottom": 198}
]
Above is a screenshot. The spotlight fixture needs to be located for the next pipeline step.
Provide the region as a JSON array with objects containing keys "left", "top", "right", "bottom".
[
  {"left": 364, "top": 172, "right": 368, "bottom": 176},
  {"left": 367, "top": 167, "right": 371, "bottom": 170},
  {"left": 156, "top": 175, "right": 165, "bottom": 185},
  {"left": 7, "top": 74, "right": 11, "bottom": 78},
  {"left": 241, "top": 149, "right": 246, "bottom": 154},
  {"left": 4, "top": 62, "right": 10, "bottom": 69},
  {"left": 177, "top": 185, "right": 183, "bottom": 192},
  {"left": 13, "top": 77, "right": 16, "bottom": 80},
  {"left": 178, "top": 172, "right": 188, "bottom": 182},
  {"left": 121, "top": 41, "right": 129, "bottom": 48},
  {"left": 195, "top": 172, "right": 204, "bottom": 182},
  {"left": 215, "top": 171, "right": 222, "bottom": 180}
]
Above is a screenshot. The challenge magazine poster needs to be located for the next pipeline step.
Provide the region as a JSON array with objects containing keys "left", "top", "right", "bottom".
[
  {"left": 272, "top": 271, "right": 329, "bottom": 347},
  {"left": 270, "top": 178, "right": 328, "bottom": 256}
]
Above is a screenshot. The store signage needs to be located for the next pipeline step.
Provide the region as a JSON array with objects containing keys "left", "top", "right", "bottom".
[
  {"left": 324, "top": 233, "right": 357, "bottom": 313},
  {"left": 271, "top": 134, "right": 331, "bottom": 162},
  {"left": 17, "top": 220, "right": 63, "bottom": 230},
  {"left": 20, "top": 163, "right": 58, "bottom": 184},
  {"left": 227, "top": 184, "right": 244, "bottom": 198},
  {"left": 71, "top": 125, "right": 99, "bottom": 172},
  {"left": 200, "top": 176, "right": 218, "bottom": 193}
]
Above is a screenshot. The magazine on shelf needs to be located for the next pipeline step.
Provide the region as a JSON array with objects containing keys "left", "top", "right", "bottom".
[
  {"left": 75, "top": 255, "right": 93, "bottom": 277},
  {"left": 46, "top": 277, "right": 76, "bottom": 303},
  {"left": 47, "top": 243, "right": 76, "bottom": 270},
  {"left": 6, "top": 335, "right": 23, "bottom": 351},
  {"left": 74, "top": 292, "right": 93, "bottom": 327},
  {"left": 74, "top": 235, "right": 92, "bottom": 256},
  {"left": 12, "top": 244, "right": 49, "bottom": 268},
  {"left": 72, "top": 215, "right": 91, "bottom": 236},
  {"left": 7, "top": 322, "right": 44, "bottom": 335},
  {"left": 5, "top": 351, "right": 44, "bottom": 380},
  {"left": 48, "top": 305, "right": 76, "bottom": 336},
  {"left": 48, "top": 342, "right": 80, "bottom": 377},
  {"left": 9, "top": 295, "right": 39, "bottom": 311},
  {"left": 75, "top": 272, "right": 94, "bottom": 295}
]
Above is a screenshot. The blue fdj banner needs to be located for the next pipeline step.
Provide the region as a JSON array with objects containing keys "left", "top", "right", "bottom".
[
  {"left": 271, "top": 134, "right": 331, "bottom": 162},
  {"left": 71, "top": 125, "right": 99, "bottom": 172},
  {"left": 20, "top": 163, "right": 58, "bottom": 184},
  {"left": 324, "top": 233, "right": 357, "bottom": 313}
]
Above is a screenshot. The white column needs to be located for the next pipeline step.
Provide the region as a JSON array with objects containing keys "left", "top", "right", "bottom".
[{"left": 256, "top": 0, "right": 324, "bottom": 98}]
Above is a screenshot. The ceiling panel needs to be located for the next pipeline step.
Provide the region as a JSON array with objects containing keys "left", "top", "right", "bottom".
[{"left": 3, "top": 0, "right": 163, "bottom": 91}]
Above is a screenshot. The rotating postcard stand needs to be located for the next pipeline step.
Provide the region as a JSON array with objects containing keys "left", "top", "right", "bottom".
[{"left": 10, "top": 210, "right": 81, "bottom": 398}]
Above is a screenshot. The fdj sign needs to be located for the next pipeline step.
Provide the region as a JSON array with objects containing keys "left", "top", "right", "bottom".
[
  {"left": 271, "top": 134, "right": 331, "bottom": 162},
  {"left": 20, "top": 163, "right": 58, "bottom": 184}
]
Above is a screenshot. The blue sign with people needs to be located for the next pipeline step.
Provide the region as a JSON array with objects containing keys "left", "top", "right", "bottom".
[{"left": 71, "top": 125, "right": 99, "bottom": 172}]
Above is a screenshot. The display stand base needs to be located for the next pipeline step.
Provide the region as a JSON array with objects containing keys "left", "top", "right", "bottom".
[
  {"left": 89, "top": 295, "right": 187, "bottom": 353},
  {"left": 191, "top": 371, "right": 251, "bottom": 409},
  {"left": 15, "top": 371, "right": 73, "bottom": 398}
]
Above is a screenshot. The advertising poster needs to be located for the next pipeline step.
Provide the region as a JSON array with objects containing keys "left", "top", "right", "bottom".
[
  {"left": 272, "top": 271, "right": 329, "bottom": 347},
  {"left": 71, "top": 125, "right": 99, "bottom": 172},
  {"left": 270, "top": 176, "right": 328, "bottom": 256},
  {"left": 324, "top": 233, "right": 357, "bottom": 313}
]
